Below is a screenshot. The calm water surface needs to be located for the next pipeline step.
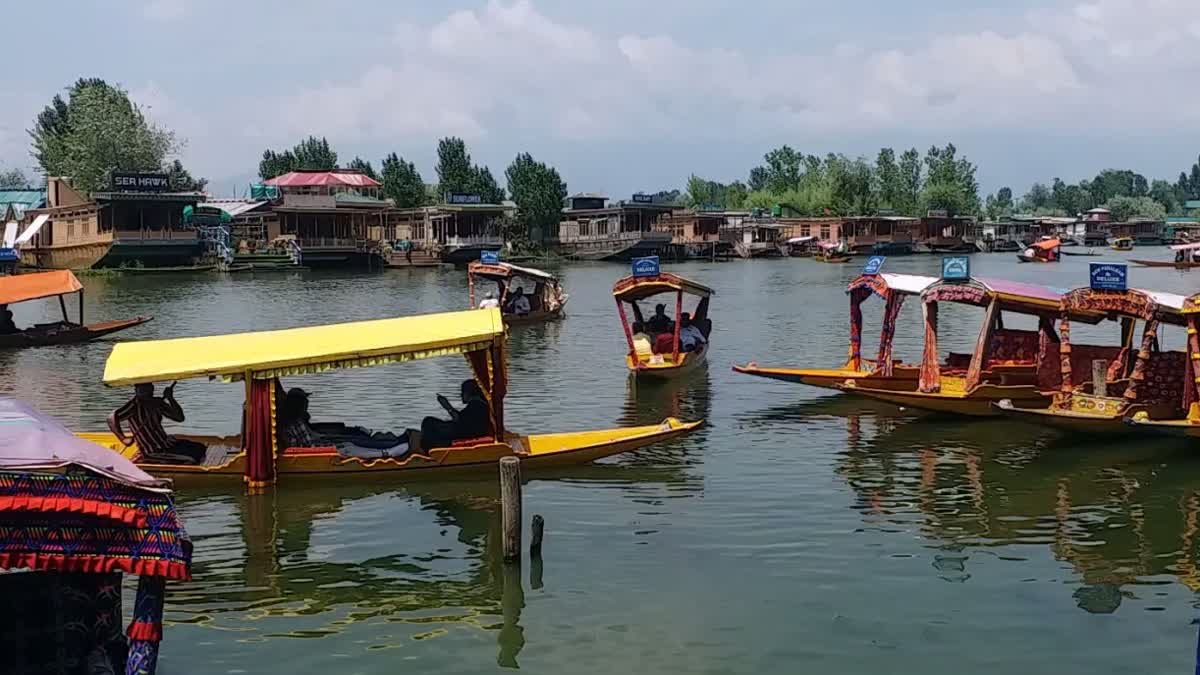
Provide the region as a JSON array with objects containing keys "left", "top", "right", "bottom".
[{"left": 6, "top": 251, "right": 1200, "bottom": 673}]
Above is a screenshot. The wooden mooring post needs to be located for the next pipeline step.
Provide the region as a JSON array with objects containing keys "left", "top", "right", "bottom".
[
  {"left": 499, "top": 456, "right": 522, "bottom": 562},
  {"left": 1092, "top": 359, "right": 1108, "bottom": 397}
]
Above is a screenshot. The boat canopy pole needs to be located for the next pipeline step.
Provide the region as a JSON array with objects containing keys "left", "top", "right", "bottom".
[
  {"left": 1125, "top": 317, "right": 1160, "bottom": 403},
  {"left": 78, "top": 289, "right": 84, "bottom": 325},
  {"left": 1187, "top": 316, "right": 1200, "bottom": 420},
  {"left": 57, "top": 294, "right": 68, "bottom": 324},
  {"left": 847, "top": 286, "right": 871, "bottom": 371},
  {"left": 672, "top": 290, "right": 682, "bottom": 364},
  {"left": 468, "top": 272, "right": 475, "bottom": 308},
  {"left": 616, "top": 299, "right": 636, "bottom": 359},
  {"left": 965, "top": 298, "right": 1000, "bottom": 390},
  {"left": 918, "top": 299, "right": 940, "bottom": 393}
]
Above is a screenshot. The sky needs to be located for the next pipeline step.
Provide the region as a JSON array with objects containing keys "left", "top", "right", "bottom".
[{"left": 1, "top": 0, "right": 1198, "bottom": 198}]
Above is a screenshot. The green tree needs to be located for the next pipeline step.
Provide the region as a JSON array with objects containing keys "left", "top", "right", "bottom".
[
  {"left": 29, "top": 79, "right": 177, "bottom": 194},
  {"left": 920, "top": 143, "right": 979, "bottom": 215},
  {"left": 165, "top": 159, "right": 206, "bottom": 192},
  {"left": 346, "top": 156, "right": 377, "bottom": 179},
  {"left": 472, "top": 165, "right": 505, "bottom": 204},
  {"left": 504, "top": 152, "right": 567, "bottom": 243},
  {"left": 685, "top": 174, "right": 727, "bottom": 208},
  {"left": 1149, "top": 179, "right": 1182, "bottom": 214},
  {"left": 875, "top": 148, "right": 901, "bottom": 210},
  {"left": 747, "top": 167, "right": 768, "bottom": 192},
  {"left": 1050, "top": 178, "right": 1092, "bottom": 215},
  {"left": 380, "top": 153, "right": 426, "bottom": 208},
  {"left": 761, "top": 145, "right": 804, "bottom": 193},
  {"left": 652, "top": 189, "right": 683, "bottom": 205},
  {"left": 436, "top": 137, "right": 475, "bottom": 196},
  {"left": 1021, "top": 182, "right": 1052, "bottom": 211},
  {"left": 1106, "top": 195, "right": 1167, "bottom": 222},
  {"left": 897, "top": 148, "right": 922, "bottom": 215},
  {"left": 258, "top": 136, "right": 337, "bottom": 180},
  {"left": 0, "top": 169, "right": 31, "bottom": 189},
  {"left": 258, "top": 149, "right": 296, "bottom": 180},
  {"left": 726, "top": 181, "right": 749, "bottom": 209},
  {"left": 826, "top": 154, "right": 876, "bottom": 215}
]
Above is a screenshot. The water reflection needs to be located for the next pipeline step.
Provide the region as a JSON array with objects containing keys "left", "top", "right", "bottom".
[{"left": 837, "top": 419, "right": 1200, "bottom": 613}]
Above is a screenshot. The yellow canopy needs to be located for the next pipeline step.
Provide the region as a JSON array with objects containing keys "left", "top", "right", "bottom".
[{"left": 103, "top": 308, "right": 505, "bottom": 386}]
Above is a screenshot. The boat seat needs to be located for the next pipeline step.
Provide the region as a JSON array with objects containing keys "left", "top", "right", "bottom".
[
  {"left": 1137, "top": 350, "right": 1186, "bottom": 408},
  {"left": 945, "top": 353, "right": 972, "bottom": 369},
  {"left": 988, "top": 329, "right": 1039, "bottom": 365},
  {"left": 449, "top": 435, "right": 495, "bottom": 448}
]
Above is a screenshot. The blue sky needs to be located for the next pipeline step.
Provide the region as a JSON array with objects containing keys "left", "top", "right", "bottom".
[{"left": 1, "top": 0, "right": 1197, "bottom": 198}]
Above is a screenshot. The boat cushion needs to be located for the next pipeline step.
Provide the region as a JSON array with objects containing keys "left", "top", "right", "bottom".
[
  {"left": 1137, "top": 350, "right": 1186, "bottom": 408},
  {"left": 988, "top": 329, "right": 1039, "bottom": 365}
]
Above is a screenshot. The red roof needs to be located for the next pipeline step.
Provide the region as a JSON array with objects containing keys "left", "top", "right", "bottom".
[{"left": 263, "top": 171, "right": 381, "bottom": 188}]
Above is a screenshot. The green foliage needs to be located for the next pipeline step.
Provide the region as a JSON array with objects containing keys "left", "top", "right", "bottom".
[
  {"left": 920, "top": 143, "right": 980, "bottom": 215},
  {"left": 380, "top": 153, "right": 426, "bottom": 208},
  {"left": 258, "top": 136, "right": 337, "bottom": 180},
  {"left": 1149, "top": 179, "right": 1182, "bottom": 214},
  {"left": 897, "top": 149, "right": 922, "bottom": 216},
  {"left": 346, "top": 156, "right": 377, "bottom": 180},
  {"left": 984, "top": 187, "right": 1014, "bottom": 221},
  {"left": 651, "top": 189, "right": 683, "bottom": 205},
  {"left": 504, "top": 152, "right": 567, "bottom": 243},
  {"left": 685, "top": 175, "right": 750, "bottom": 209},
  {"left": 29, "top": 79, "right": 177, "bottom": 194},
  {"left": 875, "top": 148, "right": 901, "bottom": 210},
  {"left": 0, "top": 169, "right": 31, "bottom": 189},
  {"left": 165, "top": 159, "right": 206, "bottom": 192},
  {"left": 435, "top": 137, "right": 503, "bottom": 202},
  {"left": 1105, "top": 195, "right": 1166, "bottom": 222},
  {"left": 1020, "top": 182, "right": 1052, "bottom": 211},
  {"left": 258, "top": 150, "right": 295, "bottom": 181},
  {"left": 472, "top": 165, "right": 505, "bottom": 204}
]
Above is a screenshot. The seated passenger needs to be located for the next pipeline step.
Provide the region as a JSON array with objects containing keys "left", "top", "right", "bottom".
[
  {"left": 506, "top": 287, "right": 531, "bottom": 315},
  {"left": 421, "top": 379, "right": 494, "bottom": 450},
  {"left": 479, "top": 291, "right": 500, "bottom": 309},
  {"left": 631, "top": 321, "right": 653, "bottom": 357},
  {"left": 278, "top": 387, "right": 320, "bottom": 448},
  {"left": 679, "top": 313, "right": 707, "bottom": 352},
  {"left": 646, "top": 303, "right": 673, "bottom": 334},
  {"left": 0, "top": 305, "right": 16, "bottom": 335},
  {"left": 108, "top": 382, "right": 206, "bottom": 464}
]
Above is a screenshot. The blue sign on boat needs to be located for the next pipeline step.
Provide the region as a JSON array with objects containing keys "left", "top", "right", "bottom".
[
  {"left": 863, "top": 255, "right": 886, "bottom": 275},
  {"left": 942, "top": 256, "right": 970, "bottom": 281},
  {"left": 632, "top": 256, "right": 660, "bottom": 278},
  {"left": 0, "top": 248, "right": 17, "bottom": 262},
  {"left": 1090, "top": 262, "right": 1127, "bottom": 291},
  {"left": 480, "top": 250, "right": 500, "bottom": 264}
]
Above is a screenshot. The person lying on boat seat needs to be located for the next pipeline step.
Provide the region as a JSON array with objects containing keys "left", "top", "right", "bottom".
[
  {"left": 646, "top": 304, "right": 674, "bottom": 334},
  {"left": 420, "top": 379, "right": 493, "bottom": 450},
  {"left": 479, "top": 291, "right": 500, "bottom": 309},
  {"left": 506, "top": 287, "right": 531, "bottom": 316},
  {"left": 0, "top": 305, "right": 16, "bottom": 335},
  {"left": 679, "top": 313, "right": 707, "bottom": 353},
  {"left": 278, "top": 387, "right": 320, "bottom": 449},
  {"left": 631, "top": 321, "right": 653, "bottom": 358},
  {"left": 108, "top": 382, "right": 207, "bottom": 464}
]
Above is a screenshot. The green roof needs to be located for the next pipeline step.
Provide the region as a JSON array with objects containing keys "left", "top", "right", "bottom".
[{"left": 334, "top": 192, "right": 388, "bottom": 206}]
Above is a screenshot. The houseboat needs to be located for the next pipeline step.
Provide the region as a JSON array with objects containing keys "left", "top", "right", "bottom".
[
  {"left": 21, "top": 175, "right": 205, "bottom": 269},
  {"left": 557, "top": 193, "right": 673, "bottom": 261},
  {"left": 384, "top": 194, "right": 511, "bottom": 266},
  {"left": 1164, "top": 217, "right": 1200, "bottom": 245},
  {"left": 918, "top": 212, "right": 979, "bottom": 253},
  {"left": 265, "top": 170, "right": 388, "bottom": 268},
  {"left": 980, "top": 220, "right": 1032, "bottom": 252},
  {"left": 721, "top": 212, "right": 785, "bottom": 258},
  {"left": 844, "top": 216, "right": 919, "bottom": 255},
  {"left": 656, "top": 209, "right": 731, "bottom": 260},
  {"left": 1110, "top": 218, "right": 1165, "bottom": 246}
]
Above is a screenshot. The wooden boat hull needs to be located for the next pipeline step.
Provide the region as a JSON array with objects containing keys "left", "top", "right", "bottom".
[
  {"left": 0, "top": 316, "right": 151, "bottom": 349},
  {"left": 503, "top": 304, "right": 566, "bottom": 325},
  {"left": 814, "top": 256, "right": 852, "bottom": 263},
  {"left": 1124, "top": 416, "right": 1200, "bottom": 438},
  {"left": 77, "top": 418, "right": 702, "bottom": 483},
  {"left": 628, "top": 347, "right": 708, "bottom": 379},
  {"left": 993, "top": 399, "right": 1134, "bottom": 434},
  {"left": 839, "top": 382, "right": 1051, "bottom": 417},
  {"left": 1131, "top": 259, "right": 1200, "bottom": 269},
  {"left": 731, "top": 364, "right": 919, "bottom": 392},
  {"left": 1016, "top": 254, "right": 1057, "bottom": 263}
]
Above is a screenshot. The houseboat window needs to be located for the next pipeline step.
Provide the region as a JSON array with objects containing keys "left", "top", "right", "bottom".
[
  {"left": 67, "top": 220, "right": 75, "bottom": 238},
  {"left": 820, "top": 225, "right": 830, "bottom": 240},
  {"left": 800, "top": 225, "right": 810, "bottom": 237}
]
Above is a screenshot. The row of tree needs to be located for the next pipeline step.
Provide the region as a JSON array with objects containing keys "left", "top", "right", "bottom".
[{"left": 1008, "top": 162, "right": 1200, "bottom": 222}]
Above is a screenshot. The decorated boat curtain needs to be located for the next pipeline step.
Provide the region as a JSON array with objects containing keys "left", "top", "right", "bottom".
[
  {"left": 1057, "top": 313, "right": 1074, "bottom": 402},
  {"left": 1036, "top": 316, "right": 1062, "bottom": 391},
  {"left": 846, "top": 286, "right": 872, "bottom": 371},
  {"left": 1124, "top": 317, "right": 1160, "bottom": 402},
  {"left": 965, "top": 299, "right": 1000, "bottom": 390},
  {"left": 1187, "top": 316, "right": 1200, "bottom": 415},
  {"left": 465, "top": 343, "right": 506, "bottom": 437},
  {"left": 126, "top": 575, "right": 166, "bottom": 675},
  {"left": 244, "top": 378, "right": 277, "bottom": 488},
  {"left": 876, "top": 293, "right": 906, "bottom": 377},
  {"left": 918, "top": 301, "right": 940, "bottom": 393}
]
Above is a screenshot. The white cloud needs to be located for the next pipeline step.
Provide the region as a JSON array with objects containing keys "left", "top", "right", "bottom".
[{"left": 142, "top": 0, "right": 190, "bottom": 22}]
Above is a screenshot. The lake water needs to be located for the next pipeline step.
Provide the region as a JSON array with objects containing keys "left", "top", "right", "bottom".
[{"left": 5, "top": 250, "right": 1200, "bottom": 674}]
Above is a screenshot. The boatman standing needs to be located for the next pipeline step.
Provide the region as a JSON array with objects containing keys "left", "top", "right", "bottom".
[{"left": 108, "top": 382, "right": 207, "bottom": 464}]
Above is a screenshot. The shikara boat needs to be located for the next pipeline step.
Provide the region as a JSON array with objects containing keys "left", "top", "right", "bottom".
[
  {"left": 1111, "top": 237, "right": 1134, "bottom": 251},
  {"left": 733, "top": 272, "right": 938, "bottom": 391},
  {"left": 468, "top": 260, "right": 567, "bottom": 323},
  {"left": 0, "top": 270, "right": 151, "bottom": 349},
  {"left": 1125, "top": 291, "right": 1200, "bottom": 437},
  {"left": 614, "top": 264, "right": 714, "bottom": 380},
  {"left": 1131, "top": 241, "right": 1200, "bottom": 268},
  {"left": 814, "top": 242, "right": 852, "bottom": 263},
  {"left": 995, "top": 286, "right": 1187, "bottom": 433},
  {"left": 1016, "top": 237, "right": 1060, "bottom": 263},
  {"left": 0, "top": 397, "right": 191, "bottom": 675},
  {"left": 82, "top": 307, "right": 700, "bottom": 485},
  {"left": 840, "top": 277, "right": 1103, "bottom": 416}
]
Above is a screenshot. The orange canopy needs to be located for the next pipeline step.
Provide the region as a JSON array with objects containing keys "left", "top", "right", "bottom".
[
  {"left": 1032, "top": 238, "right": 1061, "bottom": 251},
  {"left": 0, "top": 270, "right": 83, "bottom": 306}
]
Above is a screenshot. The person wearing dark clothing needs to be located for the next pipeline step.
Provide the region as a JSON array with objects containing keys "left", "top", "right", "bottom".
[
  {"left": 646, "top": 303, "right": 673, "bottom": 334},
  {"left": 278, "top": 387, "right": 320, "bottom": 448},
  {"left": 0, "top": 306, "right": 16, "bottom": 335},
  {"left": 421, "top": 379, "right": 494, "bottom": 450},
  {"left": 108, "top": 382, "right": 207, "bottom": 464}
]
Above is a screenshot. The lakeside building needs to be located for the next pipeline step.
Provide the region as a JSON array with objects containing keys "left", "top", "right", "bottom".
[
  {"left": 382, "top": 193, "right": 511, "bottom": 266},
  {"left": 718, "top": 211, "right": 785, "bottom": 258},
  {"left": 557, "top": 193, "right": 673, "bottom": 261},
  {"left": 656, "top": 209, "right": 730, "bottom": 260},
  {"left": 22, "top": 175, "right": 204, "bottom": 269},
  {"left": 843, "top": 215, "right": 920, "bottom": 254},
  {"left": 917, "top": 212, "right": 980, "bottom": 252},
  {"left": 264, "top": 170, "right": 388, "bottom": 268}
]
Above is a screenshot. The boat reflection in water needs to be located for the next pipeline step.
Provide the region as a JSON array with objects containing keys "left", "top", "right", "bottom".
[{"left": 834, "top": 417, "right": 1200, "bottom": 614}]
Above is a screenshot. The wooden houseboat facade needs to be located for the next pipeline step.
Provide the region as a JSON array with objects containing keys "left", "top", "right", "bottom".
[
  {"left": 844, "top": 216, "right": 919, "bottom": 255},
  {"left": 381, "top": 195, "right": 511, "bottom": 267},
  {"left": 918, "top": 212, "right": 979, "bottom": 252},
  {"left": 265, "top": 170, "right": 388, "bottom": 268},
  {"left": 657, "top": 210, "right": 731, "bottom": 260},
  {"left": 557, "top": 194, "right": 673, "bottom": 261}
]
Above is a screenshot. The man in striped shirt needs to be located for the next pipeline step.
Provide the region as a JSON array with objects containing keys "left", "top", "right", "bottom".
[{"left": 108, "top": 382, "right": 207, "bottom": 464}]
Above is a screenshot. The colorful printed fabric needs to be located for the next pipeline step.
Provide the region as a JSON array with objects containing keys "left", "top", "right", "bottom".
[
  {"left": 125, "top": 576, "right": 166, "bottom": 675},
  {"left": 847, "top": 286, "right": 872, "bottom": 370},
  {"left": 918, "top": 301, "right": 940, "bottom": 393},
  {"left": 0, "top": 471, "right": 191, "bottom": 581},
  {"left": 0, "top": 571, "right": 127, "bottom": 675},
  {"left": 877, "top": 293, "right": 906, "bottom": 377}
]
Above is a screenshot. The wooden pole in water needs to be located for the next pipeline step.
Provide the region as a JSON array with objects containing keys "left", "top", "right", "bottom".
[
  {"left": 500, "top": 456, "right": 522, "bottom": 562},
  {"left": 1093, "top": 359, "right": 1108, "bottom": 397},
  {"left": 530, "top": 514, "right": 544, "bottom": 556}
]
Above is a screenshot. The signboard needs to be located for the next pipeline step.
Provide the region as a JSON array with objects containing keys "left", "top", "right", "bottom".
[
  {"left": 941, "top": 255, "right": 970, "bottom": 281},
  {"left": 111, "top": 172, "right": 170, "bottom": 192},
  {"left": 631, "top": 256, "right": 660, "bottom": 278},
  {"left": 480, "top": 250, "right": 500, "bottom": 264},
  {"left": 0, "top": 248, "right": 18, "bottom": 262},
  {"left": 862, "top": 255, "right": 886, "bottom": 276},
  {"left": 1090, "top": 263, "right": 1127, "bottom": 291},
  {"left": 631, "top": 193, "right": 653, "bottom": 204},
  {"left": 448, "top": 192, "right": 483, "bottom": 205},
  {"left": 927, "top": 209, "right": 950, "bottom": 218}
]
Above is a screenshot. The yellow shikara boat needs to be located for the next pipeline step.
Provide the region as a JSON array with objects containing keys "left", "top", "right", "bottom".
[
  {"left": 995, "top": 286, "right": 1187, "bottom": 434},
  {"left": 840, "top": 277, "right": 1104, "bottom": 416},
  {"left": 1125, "top": 291, "right": 1200, "bottom": 437},
  {"left": 613, "top": 265, "right": 714, "bottom": 380},
  {"left": 1111, "top": 237, "right": 1134, "bottom": 251},
  {"left": 467, "top": 260, "right": 567, "bottom": 324},
  {"left": 733, "top": 272, "right": 938, "bottom": 391},
  {"left": 82, "top": 307, "right": 700, "bottom": 486}
]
